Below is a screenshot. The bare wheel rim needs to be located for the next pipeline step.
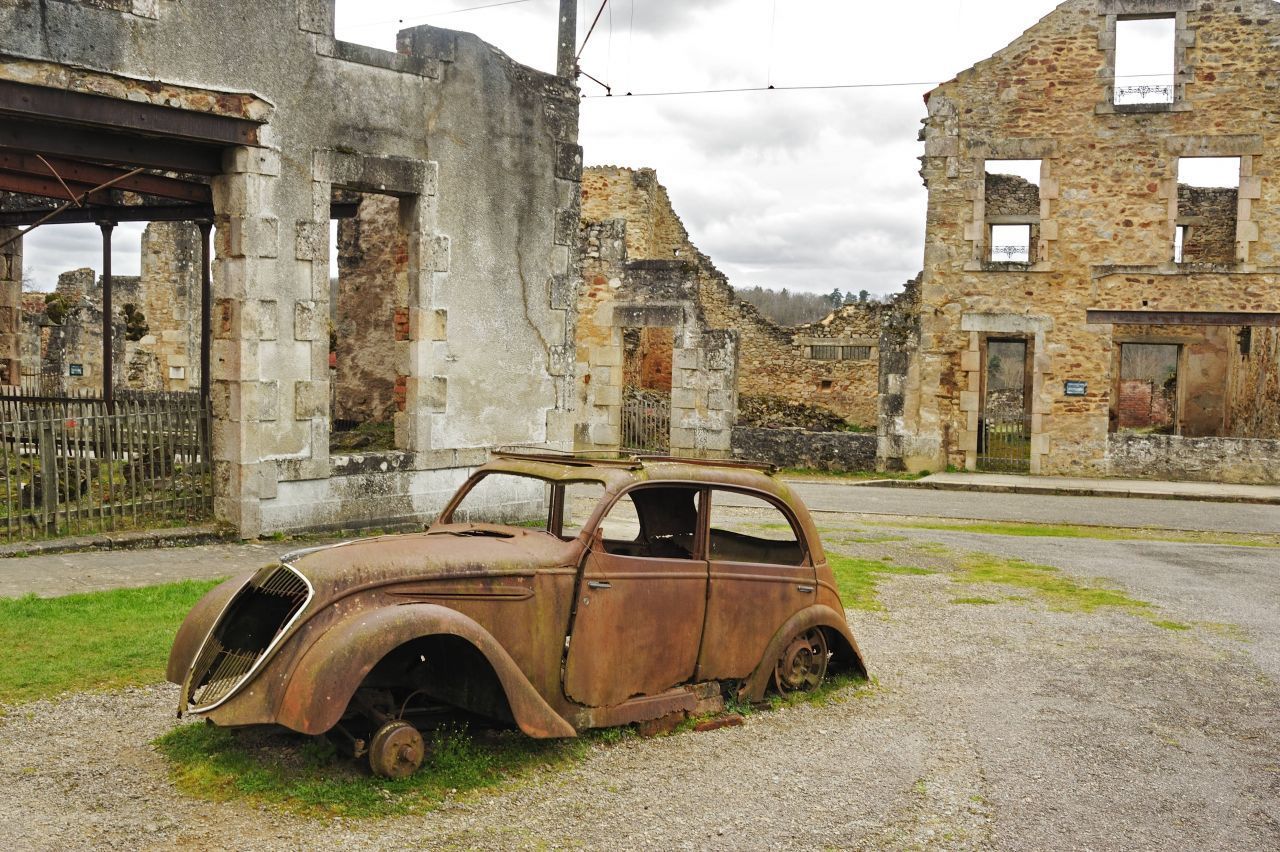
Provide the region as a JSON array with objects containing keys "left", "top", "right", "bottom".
[
  {"left": 774, "top": 627, "right": 829, "bottom": 694},
  {"left": 368, "top": 719, "right": 425, "bottom": 780}
]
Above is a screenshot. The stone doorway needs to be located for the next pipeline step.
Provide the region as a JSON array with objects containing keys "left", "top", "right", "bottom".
[{"left": 978, "top": 338, "right": 1032, "bottom": 472}]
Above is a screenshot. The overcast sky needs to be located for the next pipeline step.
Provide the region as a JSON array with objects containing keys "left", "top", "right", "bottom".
[{"left": 20, "top": 0, "right": 1213, "bottom": 296}]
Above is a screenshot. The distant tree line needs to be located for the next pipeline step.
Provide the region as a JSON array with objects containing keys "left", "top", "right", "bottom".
[{"left": 734, "top": 285, "right": 877, "bottom": 327}]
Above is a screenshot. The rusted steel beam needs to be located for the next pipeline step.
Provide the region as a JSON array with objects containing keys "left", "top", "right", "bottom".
[
  {"left": 0, "top": 203, "right": 214, "bottom": 227},
  {"left": 0, "top": 152, "right": 211, "bottom": 202},
  {"left": 0, "top": 168, "right": 104, "bottom": 202},
  {"left": 1087, "top": 310, "right": 1280, "bottom": 327},
  {"left": 0, "top": 119, "right": 223, "bottom": 174},
  {"left": 0, "top": 80, "right": 261, "bottom": 147}
]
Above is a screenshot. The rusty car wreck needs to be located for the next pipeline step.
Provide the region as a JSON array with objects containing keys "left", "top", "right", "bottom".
[{"left": 168, "top": 453, "right": 866, "bottom": 778}]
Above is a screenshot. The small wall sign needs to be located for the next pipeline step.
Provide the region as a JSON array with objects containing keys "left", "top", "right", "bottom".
[
  {"left": 1064, "top": 380, "right": 1087, "bottom": 397},
  {"left": 68, "top": 363, "right": 84, "bottom": 377}
]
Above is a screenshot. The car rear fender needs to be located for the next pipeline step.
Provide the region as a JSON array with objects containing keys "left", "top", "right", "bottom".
[
  {"left": 276, "top": 603, "right": 577, "bottom": 739},
  {"left": 739, "top": 605, "right": 868, "bottom": 701},
  {"left": 166, "top": 570, "right": 257, "bottom": 685}
]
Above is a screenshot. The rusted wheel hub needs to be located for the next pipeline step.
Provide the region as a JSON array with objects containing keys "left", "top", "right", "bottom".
[
  {"left": 774, "top": 628, "right": 829, "bottom": 694},
  {"left": 368, "top": 719, "right": 425, "bottom": 780}
]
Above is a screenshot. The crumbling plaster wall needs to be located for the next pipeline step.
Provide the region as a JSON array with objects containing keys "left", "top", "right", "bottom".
[
  {"left": 0, "top": 0, "right": 581, "bottom": 535},
  {"left": 580, "top": 166, "right": 884, "bottom": 428},
  {"left": 905, "top": 0, "right": 1280, "bottom": 479}
]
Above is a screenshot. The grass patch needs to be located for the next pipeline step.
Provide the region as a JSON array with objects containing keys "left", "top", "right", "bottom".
[
  {"left": 828, "top": 553, "right": 934, "bottom": 610},
  {"left": 767, "top": 672, "right": 876, "bottom": 711},
  {"left": 156, "top": 722, "right": 593, "bottom": 819},
  {"left": 0, "top": 578, "right": 222, "bottom": 706},
  {"left": 874, "top": 519, "right": 1280, "bottom": 548},
  {"left": 951, "top": 596, "right": 1000, "bottom": 606},
  {"left": 950, "top": 553, "right": 1192, "bottom": 631}
]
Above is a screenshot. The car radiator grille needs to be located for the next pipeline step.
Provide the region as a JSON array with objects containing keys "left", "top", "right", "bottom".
[{"left": 187, "top": 564, "right": 312, "bottom": 711}]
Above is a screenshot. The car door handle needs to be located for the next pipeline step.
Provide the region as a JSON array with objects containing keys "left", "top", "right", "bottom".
[
  {"left": 588, "top": 581, "right": 612, "bottom": 590},
  {"left": 797, "top": 585, "right": 815, "bottom": 593}
]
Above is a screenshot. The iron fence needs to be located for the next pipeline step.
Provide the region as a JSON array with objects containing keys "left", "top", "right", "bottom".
[
  {"left": 977, "top": 412, "right": 1032, "bottom": 472},
  {"left": 0, "top": 391, "right": 212, "bottom": 542},
  {"left": 621, "top": 391, "right": 670, "bottom": 453}
]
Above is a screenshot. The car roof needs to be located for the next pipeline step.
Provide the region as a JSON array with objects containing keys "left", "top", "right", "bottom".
[{"left": 478, "top": 451, "right": 790, "bottom": 498}]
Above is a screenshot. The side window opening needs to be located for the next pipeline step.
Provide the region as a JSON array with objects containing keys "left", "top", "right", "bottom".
[
  {"left": 984, "top": 160, "right": 1041, "bottom": 264},
  {"left": 1176, "top": 157, "right": 1240, "bottom": 265},
  {"left": 600, "top": 487, "right": 700, "bottom": 560},
  {"left": 708, "top": 491, "right": 805, "bottom": 567},
  {"left": 1114, "top": 17, "right": 1176, "bottom": 106}
]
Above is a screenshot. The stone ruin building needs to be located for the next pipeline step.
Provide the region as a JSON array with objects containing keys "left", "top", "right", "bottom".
[
  {"left": 886, "top": 0, "right": 1280, "bottom": 484},
  {"left": 576, "top": 166, "right": 887, "bottom": 458},
  {"left": 1, "top": 0, "right": 581, "bottom": 536},
  {"left": 18, "top": 222, "right": 202, "bottom": 396}
]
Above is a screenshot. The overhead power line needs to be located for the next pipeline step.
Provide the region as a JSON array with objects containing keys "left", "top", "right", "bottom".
[
  {"left": 581, "top": 72, "right": 1209, "bottom": 100},
  {"left": 344, "top": 0, "right": 535, "bottom": 31}
]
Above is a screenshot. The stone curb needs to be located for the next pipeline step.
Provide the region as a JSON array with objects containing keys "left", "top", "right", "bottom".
[
  {"left": 0, "top": 525, "right": 228, "bottom": 559},
  {"left": 838, "top": 478, "right": 1280, "bottom": 507}
]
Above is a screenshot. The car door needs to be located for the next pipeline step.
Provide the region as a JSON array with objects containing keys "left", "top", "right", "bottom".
[
  {"left": 562, "top": 485, "right": 709, "bottom": 708},
  {"left": 695, "top": 488, "right": 817, "bottom": 681}
]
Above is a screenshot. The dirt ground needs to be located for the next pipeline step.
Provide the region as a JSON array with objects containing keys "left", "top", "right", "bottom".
[{"left": 1, "top": 528, "right": 1277, "bottom": 851}]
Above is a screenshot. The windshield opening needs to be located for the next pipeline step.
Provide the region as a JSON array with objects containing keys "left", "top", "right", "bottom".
[{"left": 443, "top": 473, "right": 606, "bottom": 540}]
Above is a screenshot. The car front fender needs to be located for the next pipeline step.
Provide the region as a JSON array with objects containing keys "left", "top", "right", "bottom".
[
  {"left": 276, "top": 603, "right": 577, "bottom": 739},
  {"left": 739, "top": 604, "right": 868, "bottom": 702}
]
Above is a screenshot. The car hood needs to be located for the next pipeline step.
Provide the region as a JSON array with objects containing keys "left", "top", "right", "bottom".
[{"left": 280, "top": 525, "right": 582, "bottom": 597}]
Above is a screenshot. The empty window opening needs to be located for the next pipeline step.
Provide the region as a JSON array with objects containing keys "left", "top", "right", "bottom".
[
  {"left": 818, "top": 380, "right": 834, "bottom": 392},
  {"left": 708, "top": 490, "right": 804, "bottom": 566},
  {"left": 1115, "top": 344, "right": 1179, "bottom": 434},
  {"left": 601, "top": 487, "right": 701, "bottom": 559},
  {"left": 984, "top": 161, "right": 1041, "bottom": 264},
  {"left": 989, "top": 225, "right": 1033, "bottom": 263},
  {"left": 1176, "top": 158, "right": 1240, "bottom": 264},
  {"left": 329, "top": 189, "right": 411, "bottom": 454},
  {"left": 1114, "top": 17, "right": 1176, "bottom": 105}
]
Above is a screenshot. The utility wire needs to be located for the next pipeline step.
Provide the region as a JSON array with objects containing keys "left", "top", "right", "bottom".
[
  {"left": 584, "top": 72, "right": 1204, "bottom": 100},
  {"left": 344, "top": 0, "right": 534, "bottom": 30}
]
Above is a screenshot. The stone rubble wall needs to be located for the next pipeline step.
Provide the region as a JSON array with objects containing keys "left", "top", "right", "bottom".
[
  {"left": 731, "top": 427, "right": 876, "bottom": 473},
  {"left": 581, "top": 166, "right": 885, "bottom": 428},
  {"left": 1178, "top": 184, "right": 1238, "bottom": 263},
  {"left": 1227, "top": 326, "right": 1280, "bottom": 439},
  {"left": 1107, "top": 434, "right": 1280, "bottom": 484}
]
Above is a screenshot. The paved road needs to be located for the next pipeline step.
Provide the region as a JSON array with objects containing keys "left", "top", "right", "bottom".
[
  {"left": 886, "top": 527, "right": 1280, "bottom": 682},
  {"left": 789, "top": 481, "right": 1280, "bottom": 534}
]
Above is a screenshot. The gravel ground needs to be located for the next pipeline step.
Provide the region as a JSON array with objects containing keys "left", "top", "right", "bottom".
[{"left": 2, "top": 534, "right": 1278, "bottom": 851}]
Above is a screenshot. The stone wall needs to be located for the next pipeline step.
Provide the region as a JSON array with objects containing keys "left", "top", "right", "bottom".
[
  {"left": 1227, "top": 326, "right": 1280, "bottom": 439},
  {"left": 574, "top": 215, "right": 738, "bottom": 457},
  {"left": 1178, "top": 184, "right": 1238, "bottom": 263},
  {"left": 732, "top": 427, "right": 876, "bottom": 473},
  {"left": 0, "top": 226, "right": 19, "bottom": 386},
  {"left": 334, "top": 193, "right": 410, "bottom": 425},
  {"left": 1108, "top": 434, "right": 1280, "bottom": 484},
  {"left": 0, "top": 1, "right": 582, "bottom": 536},
  {"left": 905, "top": 0, "right": 1280, "bottom": 482},
  {"left": 580, "top": 166, "right": 885, "bottom": 428},
  {"left": 876, "top": 276, "right": 924, "bottom": 472}
]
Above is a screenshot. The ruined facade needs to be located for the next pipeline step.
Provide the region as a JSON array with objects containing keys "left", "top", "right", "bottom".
[
  {"left": 578, "top": 167, "right": 885, "bottom": 448},
  {"left": 17, "top": 222, "right": 202, "bottom": 395},
  {"left": 894, "top": 0, "right": 1280, "bottom": 483},
  {"left": 0, "top": 0, "right": 581, "bottom": 534}
]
